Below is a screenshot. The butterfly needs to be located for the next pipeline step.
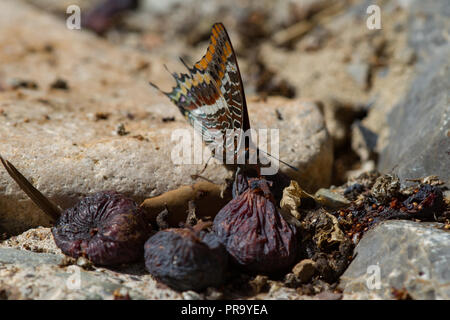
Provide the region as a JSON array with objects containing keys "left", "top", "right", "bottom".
[{"left": 150, "top": 23, "right": 297, "bottom": 173}]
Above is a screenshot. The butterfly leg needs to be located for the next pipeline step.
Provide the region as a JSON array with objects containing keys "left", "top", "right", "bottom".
[{"left": 190, "top": 153, "right": 214, "bottom": 181}]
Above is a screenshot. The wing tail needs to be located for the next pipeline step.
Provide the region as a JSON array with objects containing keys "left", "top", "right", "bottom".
[{"left": 0, "top": 155, "right": 61, "bottom": 222}]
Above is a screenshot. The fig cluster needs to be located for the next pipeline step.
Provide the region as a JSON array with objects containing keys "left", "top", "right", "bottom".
[
  {"left": 1, "top": 154, "right": 301, "bottom": 292},
  {"left": 52, "top": 191, "right": 150, "bottom": 266}
]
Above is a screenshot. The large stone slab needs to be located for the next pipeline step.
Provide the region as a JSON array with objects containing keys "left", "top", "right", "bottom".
[
  {"left": 0, "top": 0, "right": 332, "bottom": 234},
  {"left": 378, "top": 0, "right": 450, "bottom": 184},
  {"left": 378, "top": 47, "right": 450, "bottom": 184},
  {"left": 339, "top": 220, "right": 450, "bottom": 300}
]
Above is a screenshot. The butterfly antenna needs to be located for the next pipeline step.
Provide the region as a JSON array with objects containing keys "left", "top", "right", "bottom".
[
  {"left": 0, "top": 155, "right": 61, "bottom": 222},
  {"left": 257, "top": 149, "right": 299, "bottom": 172}
]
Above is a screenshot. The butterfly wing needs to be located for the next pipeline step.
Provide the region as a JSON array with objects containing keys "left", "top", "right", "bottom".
[{"left": 150, "top": 23, "right": 250, "bottom": 154}]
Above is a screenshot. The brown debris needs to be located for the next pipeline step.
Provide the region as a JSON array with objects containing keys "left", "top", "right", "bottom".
[
  {"left": 95, "top": 112, "right": 110, "bottom": 121},
  {"left": 140, "top": 180, "right": 231, "bottom": 227},
  {"left": 162, "top": 116, "right": 175, "bottom": 123},
  {"left": 113, "top": 288, "right": 131, "bottom": 300},
  {"left": 0, "top": 285, "right": 22, "bottom": 300},
  {"left": 370, "top": 174, "right": 401, "bottom": 203},
  {"left": 185, "top": 200, "right": 198, "bottom": 227},
  {"left": 298, "top": 209, "right": 354, "bottom": 283},
  {"left": 391, "top": 287, "right": 413, "bottom": 300},
  {"left": 292, "top": 259, "right": 316, "bottom": 283},
  {"left": 9, "top": 79, "right": 39, "bottom": 90},
  {"left": 132, "top": 134, "right": 147, "bottom": 141},
  {"left": 333, "top": 176, "right": 447, "bottom": 243},
  {"left": 312, "top": 210, "right": 347, "bottom": 250},
  {"left": 50, "top": 78, "right": 69, "bottom": 90},
  {"left": 249, "top": 275, "right": 269, "bottom": 295},
  {"left": 116, "top": 123, "right": 130, "bottom": 136}
]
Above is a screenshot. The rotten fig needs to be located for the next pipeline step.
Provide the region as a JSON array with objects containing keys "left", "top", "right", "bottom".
[
  {"left": 144, "top": 223, "right": 228, "bottom": 291},
  {"left": 52, "top": 191, "right": 151, "bottom": 265},
  {"left": 213, "top": 177, "right": 298, "bottom": 274},
  {"left": 0, "top": 156, "right": 151, "bottom": 266}
]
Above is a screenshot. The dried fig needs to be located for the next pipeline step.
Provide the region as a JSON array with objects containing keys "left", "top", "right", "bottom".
[
  {"left": 0, "top": 155, "right": 150, "bottom": 266},
  {"left": 144, "top": 223, "right": 228, "bottom": 291},
  {"left": 213, "top": 177, "right": 298, "bottom": 274},
  {"left": 52, "top": 191, "right": 150, "bottom": 265}
]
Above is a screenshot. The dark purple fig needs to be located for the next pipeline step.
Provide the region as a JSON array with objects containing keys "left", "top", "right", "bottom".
[
  {"left": 52, "top": 191, "right": 150, "bottom": 266},
  {"left": 144, "top": 223, "right": 228, "bottom": 291},
  {"left": 232, "top": 170, "right": 249, "bottom": 198},
  {"left": 213, "top": 177, "right": 298, "bottom": 274},
  {"left": 232, "top": 167, "right": 291, "bottom": 203},
  {"left": 0, "top": 155, "right": 151, "bottom": 266}
]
